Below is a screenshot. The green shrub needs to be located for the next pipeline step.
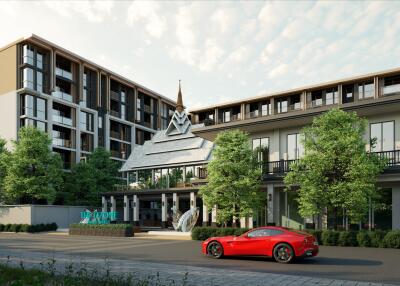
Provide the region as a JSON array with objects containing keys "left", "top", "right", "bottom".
[
  {"left": 9, "top": 224, "right": 17, "bottom": 232},
  {"left": 356, "top": 231, "right": 371, "bottom": 247},
  {"left": 14, "top": 224, "right": 22, "bottom": 233},
  {"left": 321, "top": 230, "right": 340, "bottom": 246},
  {"left": 19, "top": 224, "right": 29, "bottom": 232},
  {"left": 191, "top": 227, "right": 248, "bottom": 241},
  {"left": 338, "top": 231, "right": 358, "bottom": 246},
  {"left": 305, "top": 229, "right": 322, "bottom": 245},
  {"left": 0, "top": 224, "right": 4, "bottom": 231},
  {"left": 383, "top": 231, "right": 400, "bottom": 249},
  {"left": 49, "top": 223, "right": 58, "bottom": 231},
  {"left": 5, "top": 224, "right": 12, "bottom": 231},
  {"left": 369, "top": 230, "right": 387, "bottom": 248}
]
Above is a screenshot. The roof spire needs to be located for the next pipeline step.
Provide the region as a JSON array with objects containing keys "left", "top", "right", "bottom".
[{"left": 176, "top": 80, "right": 184, "bottom": 113}]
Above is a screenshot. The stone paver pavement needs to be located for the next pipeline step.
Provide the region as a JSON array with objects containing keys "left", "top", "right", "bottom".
[{"left": 0, "top": 249, "right": 395, "bottom": 286}]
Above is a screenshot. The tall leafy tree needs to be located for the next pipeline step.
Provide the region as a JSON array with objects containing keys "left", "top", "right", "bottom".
[
  {"left": 200, "top": 129, "right": 264, "bottom": 227},
  {"left": 284, "top": 109, "right": 387, "bottom": 227},
  {"left": 0, "top": 137, "right": 10, "bottom": 201},
  {"left": 3, "top": 127, "right": 63, "bottom": 204},
  {"left": 64, "top": 147, "right": 120, "bottom": 206}
]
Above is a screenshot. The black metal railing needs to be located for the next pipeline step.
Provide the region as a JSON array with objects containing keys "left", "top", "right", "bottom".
[
  {"left": 260, "top": 150, "right": 400, "bottom": 176},
  {"left": 373, "top": 150, "right": 400, "bottom": 167},
  {"left": 261, "top": 160, "right": 297, "bottom": 175}
]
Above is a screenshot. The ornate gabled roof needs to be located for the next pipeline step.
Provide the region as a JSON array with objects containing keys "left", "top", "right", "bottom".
[{"left": 120, "top": 81, "right": 214, "bottom": 172}]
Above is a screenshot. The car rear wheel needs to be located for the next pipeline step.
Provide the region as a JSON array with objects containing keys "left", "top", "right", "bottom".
[
  {"left": 207, "top": 241, "right": 224, "bottom": 259},
  {"left": 273, "top": 243, "right": 294, "bottom": 263}
]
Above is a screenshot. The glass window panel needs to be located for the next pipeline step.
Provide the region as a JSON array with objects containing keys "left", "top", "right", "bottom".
[
  {"left": 252, "top": 139, "right": 260, "bottom": 150},
  {"left": 326, "top": 91, "right": 333, "bottom": 105},
  {"left": 36, "top": 97, "right": 46, "bottom": 120},
  {"left": 287, "top": 134, "right": 297, "bottom": 160},
  {"left": 36, "top": 71, "right": 43, "bottom": 93},
  {"left": 364, "top": 83, "right": 374, "bottom": 98},
  {"left": 23, "top": 45, "right": 34, "bottom": 65},
  {"left": 36, "top": 53, "right": 43, "bottom": 69},
  {"left": 98, "top": 116, "right": 103, "bottom": 129},
  {"left": 297, "top": 134, "right": 304, "bottom": 158},
  {"left": 224, "top": 111, "right": 230, "bottom": 122},
  {"left": 80, "top": 111, "right": 87, "bottom": 131},
  {"left": 121, "top": 91, "right": 126, "bottom": 103},
  {"left": 36, "top": 120, "right": 46, "bottom": 131},
  {"left": 121, "top": 105, "right": 126, "bottom": 120},
  {"left": 23, "top": 68, "right": 34, "bottom": 89},
  {"left": 260, "top": 137, "right": 269, "bottom": 148},
  {"left": 382, "top": 121, "right": 394, "bottom": 151},
  {"left": 370, "top": 123, "right": 381, "bottom": 152}
]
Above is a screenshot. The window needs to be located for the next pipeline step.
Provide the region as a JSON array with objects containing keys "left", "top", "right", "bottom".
[
  {"left": 22, "top": 68, "right": 34, "bottom": 89},
  {"left": 325, "top": 88, "right": 338, "bottom": 105},
  {"left": 79, "top": 111, "right": 93, "bottom": 132},
  {"left": 247, "top": 229, "right": 283, "bottom": 238},
  {"left": 22, "top": 44, "right": 34, "bottom": 66},
  {"left": 370, "top": 121, "right": 394, "bottom": 152},
  {"left": 21, "top": 94, "right": 46, "bottom": 120},
  {"left": 358, "top": 81, "right": 374, "bottom": 99},
  {"left": 261, "top": 101, "right": 271, "bottom": 116},
  {"left": 287, "top": 133, "right": 304, "bottom": 160},
  {"left": 36, "top": 52, "right": 43, "bottom": 69},
  {"left": 121, "top": 104, "right": 126, "bottom": 120},
  {"left": 36, "top": 71, "right": 43, "bottom": 93},
  {"left": 311, "top": 91, "right": 323, "bottom": 107},
  {"left": 383, "top": 75, "right": 400, "bottom": 95},
  {"left": 276, "top": 98, "right": 288, "bottom": 113},
  {"left": 223, "top": 110, "right": 231, "bottom": 122},
  {"left": 21, "top": 118, "right": 46, "bottom": 131},
  {"left": 343, "top": 85, "right": 354, "bottom": 103},
  {"left": 252, "top": 137, "right": 269, "bottom": 150},
  {"left": 98, "top": 116, "right": 103, "bottom": 129}
]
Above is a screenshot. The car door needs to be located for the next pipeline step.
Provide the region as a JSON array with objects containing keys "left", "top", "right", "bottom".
[{"left": 231, "top": 229, "right": 271, "bottom": 256}]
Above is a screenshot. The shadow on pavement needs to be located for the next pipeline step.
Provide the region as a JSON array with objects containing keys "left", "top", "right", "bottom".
[{"left": 223, "top": 256, "right": 382, "bottom": 266}]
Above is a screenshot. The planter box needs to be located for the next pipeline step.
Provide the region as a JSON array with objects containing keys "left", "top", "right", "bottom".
[{"left": 69, "top": 225, "right": 134, "bottom": 237}]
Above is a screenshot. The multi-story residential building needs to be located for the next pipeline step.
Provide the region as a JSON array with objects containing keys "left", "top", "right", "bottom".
[
  {"left": 103, "top": 68, "right": 400, "bottom": 230},
  {"left": 189, "top": 67, "right": 400, "bottom": 230},
  {"left": 0, "top": 34, "right": 176, "bottom": 171}
]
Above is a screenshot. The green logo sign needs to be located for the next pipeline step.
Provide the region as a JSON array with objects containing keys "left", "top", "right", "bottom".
[{"left": 80, "top": 210, "right": 118, "bottom": 224}]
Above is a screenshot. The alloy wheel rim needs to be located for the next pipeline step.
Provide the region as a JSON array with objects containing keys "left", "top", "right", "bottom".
[
  {"left": 208, "top": 242, "right": 222, "bottom": 257},
  {"left": 276, "top": 245, "right": 292, "bottom": 262}
]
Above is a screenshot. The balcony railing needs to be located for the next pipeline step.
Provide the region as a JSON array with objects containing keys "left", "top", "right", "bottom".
[
  {"left": 289, "top": 102, "right": 303, "bottom": 111},
  {"left": 373, "top": 150, "right": 400, "bottom": 167},
  {"left": 261, "top": 160, "right": 297, "bottom": 175},
  {"left": 246, "top": 111, "right": 260, "bottom": 119},
  {"left": 261, "top": 150, "right": 400, "bottom": 176},
  {"left": 383, "top": 84, "right": 400, "bottom": 96},
  {"left": 111, "top": 150, "right": 127, "bottom": 159},
  {"left": 53, "top": 138, "right": 73, "bottom": 148},
  {"left": 110, "top": 90, "right": 120, "bottom": 101},
  {"left": 52, "top": 114, "right": 73, "bottom": 126},
  {"left": 55, "top": 67, "right": 73, "bottom": 81},
  {"left": 144, "top": 105, "right": 152, "bottom": 113},
  {"left": 218, "top": 113, "right": 241, "bottom": 124},
  {"left": 53, "top": 90, "right": 73, "bottom": 103},
  {"left": 110, "top": 130, "right": 130, "bottom": 142}
]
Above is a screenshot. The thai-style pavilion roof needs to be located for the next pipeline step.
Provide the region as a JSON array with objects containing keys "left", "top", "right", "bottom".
[{"left": 120, "top": 83, "right": 213, "bottom": 172}]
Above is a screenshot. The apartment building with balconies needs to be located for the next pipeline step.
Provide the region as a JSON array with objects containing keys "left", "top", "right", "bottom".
[
  {"left": 0, "top": 34, "right": 175, "bottom": 170},
  {"left": 190, "top": 67, "right": 400, "bottom": 230}
]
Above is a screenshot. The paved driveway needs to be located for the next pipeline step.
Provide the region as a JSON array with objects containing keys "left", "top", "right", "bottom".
[{"left": 0, "top": 233, "right": 399, "bottom": 285}]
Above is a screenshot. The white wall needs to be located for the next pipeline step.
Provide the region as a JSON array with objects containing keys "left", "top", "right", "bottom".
[
  {"left": 0, "top": 91, "right": 18, "bottom": 150},
  {"left": 0, "top": 205, "right": 88, "bottom": 229}
]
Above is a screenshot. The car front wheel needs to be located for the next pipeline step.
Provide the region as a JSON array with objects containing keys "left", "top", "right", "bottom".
[
  {"left": 273, "top": 243, "right": 294, "bottom": 263},
  {"left": 207, "top": 241, "right": 224, "bottom": 259}
]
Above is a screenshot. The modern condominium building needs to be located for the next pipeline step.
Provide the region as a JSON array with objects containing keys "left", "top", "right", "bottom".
[
  {"left": 189, "top": 67, "right": 400, "bottom": 230},
  {"left": 0, "top": 34, "right": 176, "bottom": 170}
]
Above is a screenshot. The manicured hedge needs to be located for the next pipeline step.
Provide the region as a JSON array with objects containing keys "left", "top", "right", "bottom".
[
  {"left": 0, "top": 223, "right": 57, "bottom": 233},
  {"left": 69, "top": 223, "right": 134, "bottom": 237},
  {"left": 192, "top": 227, "right": 400, "bottom": 249},
  {"left": 191, "top": 227, "right": 249, "bottom": 241}
]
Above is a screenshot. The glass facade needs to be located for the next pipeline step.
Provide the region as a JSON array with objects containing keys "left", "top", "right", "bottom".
[{"left": 287, "top": 133, "right": 304, "bottom": 160}]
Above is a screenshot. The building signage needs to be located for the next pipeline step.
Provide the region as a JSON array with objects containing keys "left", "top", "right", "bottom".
[{"left": 80, "top": 210, "right": 118, "bottom": 224}]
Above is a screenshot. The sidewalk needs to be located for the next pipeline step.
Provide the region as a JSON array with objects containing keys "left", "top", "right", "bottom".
[{"left": 0, "top": 248, "right": 395, "bottom": 286}]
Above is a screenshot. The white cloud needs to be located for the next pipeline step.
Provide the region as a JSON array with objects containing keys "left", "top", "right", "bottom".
[
  {"left": 44, "top": 0, "right": 114, "bottom": 22},
  {"left": 126, "top": 1, "right": 166, "bottom": 38},
  {"left": 199, "top": 39, "right": 224, "bottom": 72},
  {"left": 211, "top": 9, "right": 234, "bottom": 34},
  {"left": 268, "top": 64, "right": 288, "bottom": 79}
]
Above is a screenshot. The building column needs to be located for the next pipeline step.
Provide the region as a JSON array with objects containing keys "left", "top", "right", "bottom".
[
  {"left": 211, "top": 205, "right": 217, "bottom": 227},
  {"left": 393, "top": 187, "right": 400, "bottom": 230},
  {"left": 190, "top": 192, "right": 196, "bottom": 210},
  {"left": 101, "top": 196, "right": 107, "bottom": 212},
  {"left": 161, "top": 193, "right": 167, "bottom": 228},
  {"left": 248, "top": 216, "right": 253, "bottom": 229},
  {"left": 240, "top": 217, "right": 247, "bottom": 228},
  {"left": 173, "top": 193, "right": 179, "bottom": 211},
  {"left": 133, "top": 195, "right": 139, "bottom": 226},
  {"left": 202, "top": 203, "right": 209, "bottom": 226},
  {"left": 123, "top": 195, "right": 129, "bottom": 222},
  {"left": 267, "top": 184, "right": 274, "bottom": 225},
  {"left": 111, "top": 195, "right": 116, "bottom": 221}
]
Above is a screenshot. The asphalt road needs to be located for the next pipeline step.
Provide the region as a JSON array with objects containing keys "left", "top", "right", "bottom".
[{"left": 0, "top": 233, "right": 399, "bottom": 284}]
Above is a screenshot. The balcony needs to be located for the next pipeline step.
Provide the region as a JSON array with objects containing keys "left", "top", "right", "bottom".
[
  {"left": 289, "top": 102, "right": 303, "bottom": 111},
  {"left": 261, "top": 150, "right": 400, "bottom": 178},
  {"left": 53, "top": 138, "right": 73, "bottom": 148},
  {"left": 383, "top": 84, "right": 400, "bottom": 96},
  {"left": 246, "top": 111, "right": 260, "bottom": 119},
  {"left": 55, "top": 67, "right": 73, "bottom": 81},
  {"left": 53, "top": 90, "right": 73, "bottom": 103},
  {"left": 109, "top": 110, "right": 119, "bottom": 118},
  {"left": 52, "top": 114, "right": 73, "bottom": 126}
]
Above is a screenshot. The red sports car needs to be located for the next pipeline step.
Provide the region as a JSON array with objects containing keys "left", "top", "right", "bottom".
[{"left": 202, "top": 227, "right": 318, "bottom": 263}]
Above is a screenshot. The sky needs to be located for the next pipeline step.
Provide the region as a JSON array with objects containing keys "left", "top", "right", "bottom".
[{"left": 1, "top": 1, "right": 400, "bottom": 111}]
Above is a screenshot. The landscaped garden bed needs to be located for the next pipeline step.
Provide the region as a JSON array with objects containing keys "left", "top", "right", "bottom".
[
  {"left": 192, "top": 226, "right": 400, "bottom": 249},
  {"left": 69, "top": 224, "right": 134, "bottom": 237},
  {"left": 0, "top": 223, "right": 58, "bottom": 233}
]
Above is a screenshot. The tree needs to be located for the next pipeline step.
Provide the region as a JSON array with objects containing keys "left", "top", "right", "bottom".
[
  {"left": 200, "top": 129, "right": 264, "bottom": 227},
  {"left": 3, "top": 127, "right": 63, "bottom": 204},
  {"left": 63, "top": 147, "right": 120, "bottom": 206},
  {"left": 284, "top": 109, "right": 387, "bottom": 228},
  {"left": 0, "top": 137, "right": 10, "bottom": 201}
]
